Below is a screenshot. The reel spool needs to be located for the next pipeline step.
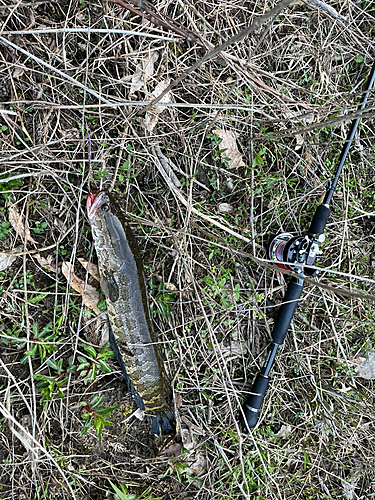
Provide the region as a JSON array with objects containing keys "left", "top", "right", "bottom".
[{"left": 269, "top": 232, "right": 323, "bottom": 276}]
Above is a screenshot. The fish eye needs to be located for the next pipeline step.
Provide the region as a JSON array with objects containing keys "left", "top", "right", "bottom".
[{"left": 101, "top": 203, "right": 109, "bottom": 212}]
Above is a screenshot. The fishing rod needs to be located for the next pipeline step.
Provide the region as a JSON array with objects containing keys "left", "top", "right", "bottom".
[{"left": 240, "top": 60, "right": 375, "bottom": 431}]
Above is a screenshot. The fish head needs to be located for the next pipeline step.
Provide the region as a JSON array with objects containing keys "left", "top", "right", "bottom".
[{"left": 87, "top": 190, "right": 111, "bottom": 221}]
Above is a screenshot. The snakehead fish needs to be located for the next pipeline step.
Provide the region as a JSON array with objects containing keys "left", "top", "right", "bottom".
[{"left": 87, "top": 190, "right": 175, "bottom": 435}]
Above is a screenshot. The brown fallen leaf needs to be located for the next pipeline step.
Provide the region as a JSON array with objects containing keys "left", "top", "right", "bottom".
[
  {"left": 8, "top": 205, "right": 36, "bottom": 243},
  {"left": 184, "top": 453, "right": 207, "bottom": 476},
  {"left": 174, "top": 390, "right": 182, "bottom": 408},
  {"left": 62, "top": 262, "right": 101, "bottom": 315},
  {"left": 84, "top": 315, "right": 109, "bottom": 347},
  {"left": 78, "top": 258, "right": 100, "bottom": 281},
  {"left": 218, "top": 202, "right": 235, "bottom": 214},
  {"left": 12, "top": 67, "right": 25, "bottom": 79},
  {"left": 129, "top": 51, "right": 159, "bottom": 95},
  {"left": 144, "top": 79, "right": 173, "bottom": 133},
  {"left": 212, "top": 129, "right": 245, "bottom": 169},
  {"left": 295, "top": 133, "right": 304, "bottom": 150},
  {"left": 34, "top": 253, "right": 57, "bottom": 273},
  {"left": 162, "top": 443, "right": 182, "bottom": 458},
  {"left": 275, "top": 424, "right": 292, "bottom": 438}
]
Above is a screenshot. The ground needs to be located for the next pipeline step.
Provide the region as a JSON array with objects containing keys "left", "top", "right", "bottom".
[{"left": 0, "top": 0, "right": 375, "bottom": 499}]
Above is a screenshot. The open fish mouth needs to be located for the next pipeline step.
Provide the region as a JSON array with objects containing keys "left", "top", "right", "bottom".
[{"left": 87, "top": 190, "right": 104, "bottom": 219}]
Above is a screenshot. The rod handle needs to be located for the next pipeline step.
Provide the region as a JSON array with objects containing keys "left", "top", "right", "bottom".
[
  {"left": 272, "top": 280, "right": 303, "bottom": 344},
  {"left": 240, "top": 280, "right": 303, "bottom": 431},
  {"left": 308, "top": 204, "right": 331, "bottom": 235},
  {"left": 240, "top": 373, "right": 270, "bottom": 430}
]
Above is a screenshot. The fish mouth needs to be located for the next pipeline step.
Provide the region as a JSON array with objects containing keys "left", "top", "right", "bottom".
[{"left": 87, "top": 190, "right": 104, "bottom": 219}]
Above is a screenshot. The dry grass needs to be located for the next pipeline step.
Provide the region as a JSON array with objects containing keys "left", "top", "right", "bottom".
[{"left": 0, "top": 0, "right": 375, "bottom": 499}]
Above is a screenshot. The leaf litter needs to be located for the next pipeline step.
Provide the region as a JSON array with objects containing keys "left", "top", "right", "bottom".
[
  {"left": 8, "top": 204, "right": 36, "bottom": 243},
  {"left": 212, "top": 129, "right": 246, "bottom": 169},
  {"left": 62, "top": 262, "right": 101, "bottom": 316},
  {"left": 34, "top": 253, "right": 58, "bottom": 273},
  {"left": 129, "top": 50, "right": 159, "bottom": 95},
  {"left": 144, "top": 79, "right": 174, "bottom": 133},
  {"left": 0, "top": 252, "right": 17, "bottom": 272},
  {"left": 62, "top": 261, "right": 109, "bottom": 346},
  {"left": 78, "top": 258, "right": 100, "bottom": 281}
]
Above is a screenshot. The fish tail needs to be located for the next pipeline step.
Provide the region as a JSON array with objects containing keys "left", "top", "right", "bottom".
[{"left": 148, "top": 409, "right": 176, "bottom": 435}]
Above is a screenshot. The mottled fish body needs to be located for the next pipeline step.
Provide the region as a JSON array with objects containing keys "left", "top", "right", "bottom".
[{"left": 87, "top": 190, "right": 174, "bottom": 434}]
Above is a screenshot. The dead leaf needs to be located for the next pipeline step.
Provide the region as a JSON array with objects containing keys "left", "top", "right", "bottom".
[
  {"left": 350, "top": 355, "right": 366, "bottom": 365},
  {"left": 181, "top": 416, "right": 205, "bottom": 436},
  {"left": 144, "top": 79, "right": 173, "bottom": 133},
  {"left": 99, "top": 320, "right": 109, "bottom": 347},
  {"left": 62, "top": 262, "right": 101, "bottom": 315},
  {"left": 133, "top": 408, "right": 144, "bottom": 421},
  {"left": 78, "top": 258, "right": 100, "bottom": 281},
  {"left": 212, "top": 129, "right": 245, "bottom": 169},
  {"left": 162, "top": 443, "right": 182, "bottom": 457},
  {"left": 355, "top": 351, "right": 375, "bottom": 380},
  {"left": 84, "top": 315, "right": 109, "bottom": 347},
  {"left": 129, "top": 51, "right": 159, "bottom": 95},
  {"left": 8, "top": 205, "right": 36, "bottom": 243},
  {"left": 165, "top": 282, "right": 177, "bottom": 292},
  {"left": 0, "top": 252, "right": 17, "bottom": 271},
  {"left": 181, "top": 428, "right": 195, "bottom": 452},
  {"left": 219, "top": 340, "right": 248, "bottom": 359},
  {"left": 275, "top": 424, "right": 292, "bottom": 438},
  {"left": 341, "top": 479, "right": 358, "bottom": 500},
  {"left": 295, "top": 133, "right": 304, "bottom": 150},
  {"left": 179, "top": 421, "right": 206, "bottom": 476},
  {"left": 12, "top": 67, "right": 25, "bottom": 78},
  {"left": 184, "top": 453, "right": 207, "bottom": 476},
  {"left": 34, "top": 253, "right": 57, "bottom": 273},
  {"left": 218, "top": 202, "right": 234, "bottom": 214},
  {"left": 174, "top": 390, "right": 182, "bottom": 408}
]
